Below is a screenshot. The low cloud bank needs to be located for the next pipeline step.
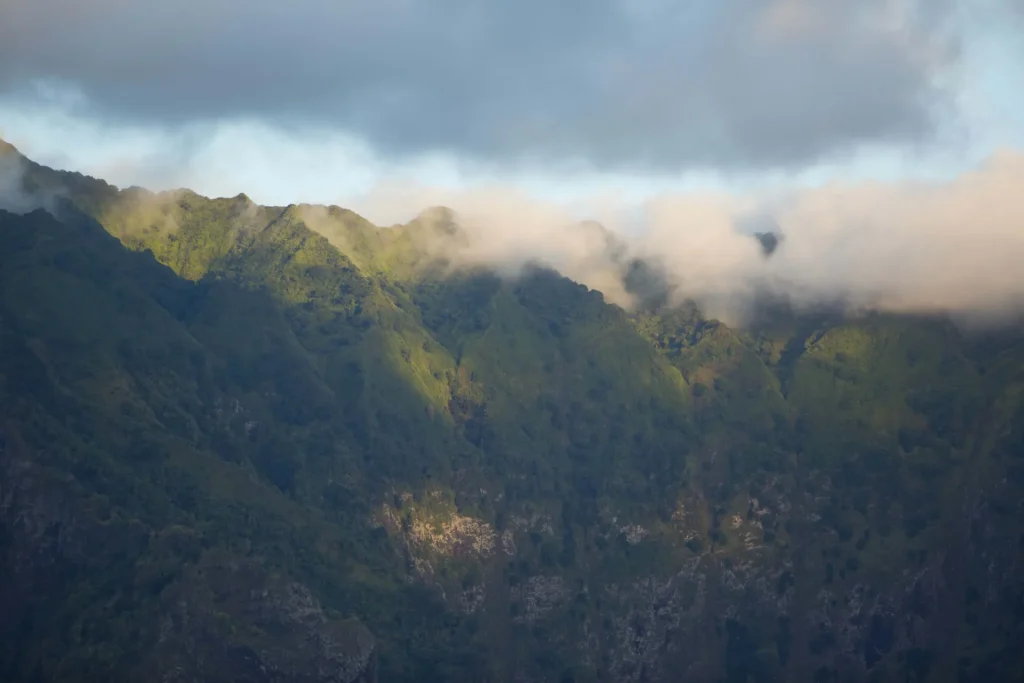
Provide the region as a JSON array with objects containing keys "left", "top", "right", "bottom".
[
  {"left": 7, "top": 134, "right": 1023, "bottom": 329},
  {"left": 0, "top": 141, "right": 65, "bottom": 215},
  {"left": 352, "top": 151, "right": 1024, "bottom": 326},
  {"left": 0, "top": 144, "right": 36, "bottom": 214}
]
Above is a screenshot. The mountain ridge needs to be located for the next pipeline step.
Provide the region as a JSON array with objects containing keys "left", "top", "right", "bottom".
[{"left": 1, "top": 148, "right": 1023, "bottom": 683}]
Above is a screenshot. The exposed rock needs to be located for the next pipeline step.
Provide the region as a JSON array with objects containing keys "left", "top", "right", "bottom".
[
  {"left": 152, "top": 557, "right": 377, "bottom": 683},
  {"left": 0, "top": 433, "right": 376, "bottom": 683}
]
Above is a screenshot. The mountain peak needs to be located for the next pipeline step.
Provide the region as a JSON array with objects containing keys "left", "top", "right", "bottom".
[
  {"left": 3, "top": 140, "right": 1024, "bottom": 683},
  {"left": 0, "top": 137, "right": 22, "bottom": 158},
  {"left": 755, "top": 231, "right": 782, "bottom": 256},
  {"left": 416, "top": 205, "right": 456, "bottom": 223},
  {"left": 412, "top": 205, "right": 459, "bottom": 236}
]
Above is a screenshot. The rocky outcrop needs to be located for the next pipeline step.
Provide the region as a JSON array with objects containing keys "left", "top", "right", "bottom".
[
  {"left": 0, "top": 426, "right": 377, "bottom": 683},
  {"left": 152, "top": 557, "right": 377, "bottom": 683}
]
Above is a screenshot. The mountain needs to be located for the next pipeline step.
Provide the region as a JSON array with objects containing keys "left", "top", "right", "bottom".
[{"left": 2, "top": 141, "right": 1024, "bottom": 683}]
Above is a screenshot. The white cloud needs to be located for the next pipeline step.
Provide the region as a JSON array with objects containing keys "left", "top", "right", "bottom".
[{"left": 345, "top": 150, "right": 1024, "bottom": 325}]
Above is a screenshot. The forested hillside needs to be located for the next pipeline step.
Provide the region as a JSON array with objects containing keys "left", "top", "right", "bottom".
[{"left": 2, "top": 140, "right": 1024, "bottom": 683}]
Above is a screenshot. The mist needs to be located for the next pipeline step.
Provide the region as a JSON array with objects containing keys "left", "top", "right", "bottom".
[
  {"left": 6, "top": 129, "right": 1024, "bottom": 329},
  {"left": 0, "top": 142, "right": 62, "bottom": 215},
  {"left": 0, "top": 144, "right": 35, "bottom": 214},
  {"left": 348, "top": 150, "right": 1024, "bottom": 327}
]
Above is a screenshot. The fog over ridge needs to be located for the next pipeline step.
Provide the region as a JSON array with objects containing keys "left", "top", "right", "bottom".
[
  {"left": 349, "top": 150, "right": 1024, "bottom": 326},
  {"left": 3, "top": 132, "right": 1023, "bottom": 328}
]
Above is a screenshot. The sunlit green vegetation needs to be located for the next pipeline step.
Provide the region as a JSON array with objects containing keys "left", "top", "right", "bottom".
[{"left": 2, "top": 146, "right": 1023, "bottom": 682}]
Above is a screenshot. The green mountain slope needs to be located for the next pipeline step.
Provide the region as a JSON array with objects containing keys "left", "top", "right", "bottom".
[{"left": 2, "top": 142, "right": 1024, "bottom": 683}]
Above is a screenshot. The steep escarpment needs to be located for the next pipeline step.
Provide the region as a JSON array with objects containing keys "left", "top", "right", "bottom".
[{"left": 1, "top": 145, "right": 1023, "bottom": 682}]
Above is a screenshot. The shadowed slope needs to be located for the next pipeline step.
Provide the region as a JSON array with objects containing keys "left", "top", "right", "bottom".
[{"left": 2, "top": 145, "right": 1024, "bottom": 683}]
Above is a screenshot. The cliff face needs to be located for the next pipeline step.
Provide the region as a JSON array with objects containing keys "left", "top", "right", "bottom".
[
  {"left": 371, "top": 399, "right": 1024, "bottom": 683},
  {"left": 1, "top": 147, "right": 1023, "bottom": 682},
  {"left": 152, "top": 559, "right": 378, "bottom": 683},
  {"left": 0, "top": 426, "right": 377, "bottom": 683}
]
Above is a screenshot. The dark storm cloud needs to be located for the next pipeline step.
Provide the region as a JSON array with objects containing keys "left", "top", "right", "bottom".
[{"left": 0, "top": 0, "right": 961, "bottom": 171}]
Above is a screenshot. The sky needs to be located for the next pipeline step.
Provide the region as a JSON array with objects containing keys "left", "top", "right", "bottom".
[{"left": 1, "top": 0, "right": 1023, "bottom": 322}]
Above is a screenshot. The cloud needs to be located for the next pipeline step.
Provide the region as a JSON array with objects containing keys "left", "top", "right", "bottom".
[
  {"left": 639, "top": 150, "right": 1024, "bottom": 325},
  {"left": 0, "top": 141, "right": 57, "bottom": 214},
  {"left": 753, "top": 151, "right": 1024, "bottom": 319},
  {"left": 0, "top": 143, "right": 28, "bottom": 212},
  {"left": 0, "top": 0, "right": 969, "bottom": 173},
  {"left": 344, "top": 149, "right": 1024, "bottom": 326},
  {"left": 334, "top": 181, "right": 633, "bottom": 306},
  {"left": 6, "top": 126, "right": 1023, "bottom": 327}
]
